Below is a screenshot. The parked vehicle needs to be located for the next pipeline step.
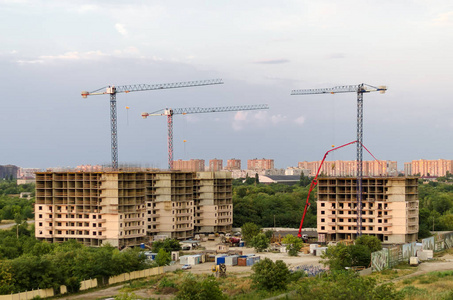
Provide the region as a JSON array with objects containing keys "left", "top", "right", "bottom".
[{"left": 182, "top": 264, "right": 192, "bottom": 270}]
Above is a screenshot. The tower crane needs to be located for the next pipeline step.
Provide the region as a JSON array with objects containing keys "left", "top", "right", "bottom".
[
  {"left": 291, "top": 83, "right": 387, "bottom": 237},
  {"left": 141, "top": 104, "right": 269, "bottom": 170},
  {"left": 81, "top": 79, "right": 223, "bottom": 170}
]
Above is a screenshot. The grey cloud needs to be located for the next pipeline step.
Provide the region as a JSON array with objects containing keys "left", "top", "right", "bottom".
[
  {"left": 253, "top": 59, "right": 290, "bottom": 64},
  {"left": 327, "top": 53, "right": 345, "bottom": 59}
]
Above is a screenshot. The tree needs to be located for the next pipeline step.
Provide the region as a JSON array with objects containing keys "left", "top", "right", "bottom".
[
  {"left": 241, "top": 222, "right": 261, "bottom": 245},
  {"left": 251, "top": 258, "right": 290, "bottom": 291},
  {"left": 321, "top": 243, "right": 352, "bottom": 270},
  {"left": 250, "top": 233, "right": 270, "bottom": 252},
  {"left": 321, "top": 243, "right": 371, "bottom": 270},
  {"left": 282, "top": 234, "right": 304, "bottom": 256},
  {"left": 264, "top": 230, "right": 274, "bottom": 239},
  {"left": 155, "top": 248, "right": 171, "bottom": 266},
  {"left": 299, "top": 173, "right": 312, "bottom": 187},
  {"left": 255, "top": 173, "right": 259, "bottom": 185},
  {"left": 355, "top": 235, "right": 382, "bottom": 253}
]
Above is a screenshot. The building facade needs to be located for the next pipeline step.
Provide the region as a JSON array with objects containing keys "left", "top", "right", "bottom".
[
  {"left": 405, "top": 159, "right": 453, "bottom": 177},
  {"left": 247, "top": 158, "right": 274, "bottom": 170},
  {"left": 0, "top": 165, "right": 19, "bottom": 180},
  {"left": 172, "top": 159, "right": 205, "bottom": 172},
  {"left": 226, "top": 159, "right": 241, "bottom": 170},
  {"left": 317, "top": 177, "right": 418, "bottom": 244},
  {"left": 35, "top": 171, "right": 232, "bottom": 247},
  {"left": 209, "top": 159, "right": 223, "bottom": 172},
  {"left": 298, "top": 160, "right": 398, "bottom": 177}
]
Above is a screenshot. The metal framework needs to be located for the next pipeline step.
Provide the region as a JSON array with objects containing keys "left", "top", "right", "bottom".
[
  {"left": 291, "top": 83, "right": 387, "bottom": 237},
  {"left": 142, "top": 104, "right": 269, "bottom": 170},
  {"left": 81, "top": 79, "right": 223, "bottom": 170}
]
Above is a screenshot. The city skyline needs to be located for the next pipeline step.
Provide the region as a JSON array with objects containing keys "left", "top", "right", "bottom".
[{"left": 1, "top": 1, "right": 453, "bottom": 169}]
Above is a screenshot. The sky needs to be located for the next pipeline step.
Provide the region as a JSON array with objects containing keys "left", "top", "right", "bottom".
[{"left": 1, "top": 0, "right": 453, "bottom": 170}]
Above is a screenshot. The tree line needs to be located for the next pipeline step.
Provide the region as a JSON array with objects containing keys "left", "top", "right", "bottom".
[
  {"left": 0, "top": 181, "right": 35, "bottom": 223},
  {"left": 232, "top": 176, "right": 316, "bottom": 228},
  {"left": 418, "top": 182, "right": 453, "bottom": 237},
  {"left": 0, "top": 225, "right": 151, "bottom": 294},
  {"left": 233, "top": 177, "right": 453, "bottom": 239}
]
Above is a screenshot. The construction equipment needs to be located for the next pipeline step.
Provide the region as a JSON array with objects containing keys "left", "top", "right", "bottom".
[
  {"left": 141, "top": 104, "right": 269, "bottom": 169},
  {"left": 291, "top": 84, "right": 387, "bottom": 237},
  {"left": 212, "top": 263, "right": 227, "bottom": 278},
  {"left": 81, "top": 79, "right": 223, "bottom": 170},
  {"left": 296, "top": 140, "right": 382, "bottom": 238},
  {"left": 221, "top": 236, "right": 241, "bottom": 247}
]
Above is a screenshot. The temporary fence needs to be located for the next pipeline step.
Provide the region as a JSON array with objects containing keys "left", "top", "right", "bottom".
[
  {"left": 0, "top": 266, "right": 164, "bottom": 300},
  {"left": 0, "top": 288, "right": 54, "bottom": 300},
  {"left": 371, "top": 232, "right": 453, "bottom": 271}
]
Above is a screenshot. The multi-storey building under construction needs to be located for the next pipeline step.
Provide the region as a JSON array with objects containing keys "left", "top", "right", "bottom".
[
  {"left": 317, "top": 177, "right": 418, "bottom": 244},
  {"left": 35, "top": 171, "right": 232, "bottom": 248}
]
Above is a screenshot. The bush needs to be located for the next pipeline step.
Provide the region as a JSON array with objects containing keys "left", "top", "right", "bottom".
[
  {"left": 152, "top": 238, "right": 181, "bottom": 253},
  {"left": 296, "top": 271, "right": 403, "bottom": 300},
  {"left": 251, "top": 258, "right": 290, "bottom": 291},
  {"left": 321, "top": 243, "right": 371, "bottom": 270},
  {"left": 176, "top": 275, "right": 226, "bottom": 300}
]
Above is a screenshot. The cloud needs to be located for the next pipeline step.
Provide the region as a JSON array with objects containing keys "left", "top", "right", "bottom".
[
  {"left": 294, "top": 115, "right": 305, "bottom": 125},
  {"left": 16, "top": 59, "right": 44, "bottom": 65},
  {"left": 253, "top": 59, "right": 290, "bottom": 64},
  {"left": 327, "top": 53, "right": 345, "bottom": 59},
  {"left": 13, "top": 48, "right": 156, "bottom": 65},
  {"left": 232, "top": 111, "right": 296, "bottom": 131},
  {"left": 270, "top": 114, "right": 286, "bottom": 124},
  {"left": 432, "top": 11, "right": 453, "bottom": 26},
  {"left": 115, "top": 23, "right": 128, "bottom": 36}
]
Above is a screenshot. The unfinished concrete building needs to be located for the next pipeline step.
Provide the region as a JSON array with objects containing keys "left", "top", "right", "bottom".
[
  {"left": 35, "top": 171, "right": 233, "bottom": 247},
  {"left": 194, "top": 172, "right": 233, "bottom": 233},
  {"left": 317, "top": 177, "right": 418, "bottom": 244}
]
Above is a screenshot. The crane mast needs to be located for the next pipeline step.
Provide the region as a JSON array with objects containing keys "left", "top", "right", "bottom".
[
  {"left": 81, "top": 79, "right": 223, "bottom": 170},
  {"left": 142, "top": 104, "right": 269, "bottom": 170},
  {"left": 291, "top": 83, "right": 386, "bottom": 237}
]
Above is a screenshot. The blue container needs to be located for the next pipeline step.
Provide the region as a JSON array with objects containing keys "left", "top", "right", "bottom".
[
  {"left": 239, "top": 241, "right": 245, "bottom": 247},
  {"left": 140, "top": 243, "right": 145, "bottom": 249},
  {"left": 246, "top": 257, "right": 254, "bottom": 266},
  {"left": 216, "top": 257, "right": 226, "bottom": 265}
]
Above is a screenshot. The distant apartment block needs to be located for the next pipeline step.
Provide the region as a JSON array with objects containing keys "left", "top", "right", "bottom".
[
  {"left": 172, "top": 159, "right": 205, "bottom": 172},
  {"left": 209, "top": 159, "right": 223, "bottom": 172},
  {"left": 317, "top": 177, "right": 418, "bottom": 244},
  {"left": 404, "top": 159, "right": 453, "bottom": 177},
  {"left": 247, "top": 158, "right": 274, "bottom": 170},
  {"left": 17, "top": 168, "right": 41, "bottom": 179},
  {"left": 0, "top": 165, "right": 19, "bottom": 180},
  {"left": 75, "top": 164, "right": 103, "bottom": 172},
  {"left": 226, "top": 159, "right": 241, "bottom": 170},
  {"left": 35, "top": 171, "right": 232, "bottom": 247},
  {"left": 298, "top": 160, "right": 397, "bottom": 177}
]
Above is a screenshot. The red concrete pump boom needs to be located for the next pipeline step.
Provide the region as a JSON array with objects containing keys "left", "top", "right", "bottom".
[{"left": 297, "top": 140, "right": 381, "bottom": 238}]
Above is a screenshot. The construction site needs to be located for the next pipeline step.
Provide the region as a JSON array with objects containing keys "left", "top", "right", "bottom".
[
  {"left": 34, "top": 171, "right": 233, "bottom": 247},
  {"left": 317, "top": 177, "right": 419, "bottom": 244}
]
